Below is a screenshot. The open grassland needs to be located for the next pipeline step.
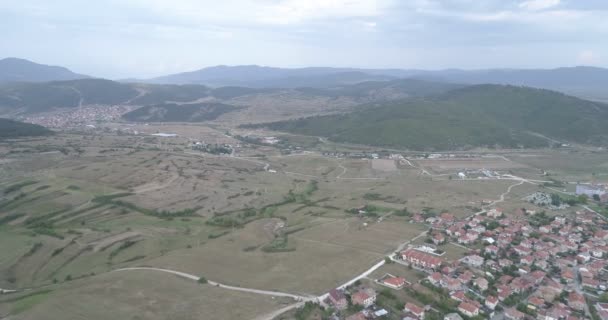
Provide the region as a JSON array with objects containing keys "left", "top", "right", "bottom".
[
  {"left": 510, "top": 150, "right": 608, "bottom": 182},
  {"left": 1, "top": 270, "right": 285, "bottom": 320},
  {"left": 1, "top": 130, "right": 600, "bottom": 319},
  {"left": 145, "top": 221, "right": 386, "bottom": 295},
  {"left": 414, "top": 156, "right": 527, "bottom": 172}
]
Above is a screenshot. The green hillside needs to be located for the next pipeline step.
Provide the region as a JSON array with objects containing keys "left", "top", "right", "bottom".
[
  {"left": 0, "top": 118, "right": 53, "bottom": 138},
  {"left": 122, "top": 102, "right": 241, "bottom": 122},
  {"left": 0, "top": 78, "right": 458, "bottom": 116},
  {"left": 0, "top": 79, "right": 138, "bottom": 113},
  {"left": 247, "top": 85, "right": 608, "bottom": 150},
  {"left": 129, "top": 84, "right": 212, "bottom": 105}
]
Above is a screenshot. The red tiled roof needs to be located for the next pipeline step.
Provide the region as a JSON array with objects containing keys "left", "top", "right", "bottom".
[
  {"left": 458, "top": 302, "right": 479, "bottom": 313},
  {"left": 405, "top": 302, "right": 424, "bottom": 315},
  {"left": 383, "top": 276, "right": 406, "bottom": 287},
  {"left": 352, "top": 291, "right": 370, "bottom": 305},
  {"left": 401, "top": 249, "right": 442, "bottom": 267},
  {"left": 451, "top": 291, "right": 467, "bottom": 301},
  {"left": 528, "top": 296, "right": 544, "bottom": 306},
  {"left": 568, "top": 292, "right": 585, "bottom": 303},
  {"left": 430, "top": 272, "right": 442, "bottom": 281}
]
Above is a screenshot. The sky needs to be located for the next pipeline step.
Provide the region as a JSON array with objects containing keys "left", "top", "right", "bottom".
[{"left": 0, "top": 0, "right": 607, "bottom": 78}]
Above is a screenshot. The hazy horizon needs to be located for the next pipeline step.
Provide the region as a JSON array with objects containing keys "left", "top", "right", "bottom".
[{"left": 2, "top": 0, "right": 607, "bottom": 78}]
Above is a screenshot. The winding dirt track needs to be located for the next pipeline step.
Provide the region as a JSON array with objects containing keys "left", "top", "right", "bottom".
[{"left": 113, "top": 267, "right": 313, "bottom": 300}]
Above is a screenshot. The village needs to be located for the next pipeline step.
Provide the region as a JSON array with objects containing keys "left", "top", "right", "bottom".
[{"left": 315, "top": 203, "right": 608, "bottom": 320}]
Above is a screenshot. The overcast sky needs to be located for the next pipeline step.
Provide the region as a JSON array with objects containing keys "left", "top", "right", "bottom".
[{"left": 1, "top": 0, "right": 607, "bottom": 78}]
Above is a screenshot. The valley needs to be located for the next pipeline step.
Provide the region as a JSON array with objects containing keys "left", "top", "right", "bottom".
[
  {"left": 2, "top": 59, "right": 608, "bottom": 320},
  {"left": 1, "top": 115, "right": 608, "bottom": 319}
]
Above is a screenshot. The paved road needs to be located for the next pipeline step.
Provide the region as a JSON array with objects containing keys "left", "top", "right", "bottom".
[{"left": 316, "top": 228, "right": 429, "bottom": 303}]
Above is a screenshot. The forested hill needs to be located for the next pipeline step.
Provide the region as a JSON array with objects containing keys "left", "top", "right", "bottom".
[
  {"left": 0, "top": 118, "right": 53, "bottom": 138},
  {"left": 246, "top": 85, "right": 608, "bottom": 150},
  {"left": 122, "top": 102, "right": 241, "bottom": 122},
  {"left": 0, "top": 78, "right": 457, "bottom": 115}
]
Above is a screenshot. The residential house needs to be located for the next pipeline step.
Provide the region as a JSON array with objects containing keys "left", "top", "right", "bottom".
[
  {"left": 428, "top": 272, "right": 442, "bottom": 286},
  {"left": 444, "top": 313, "right": 464, "bottom": 320},
  {"left": 462, "top": 255, "right": 484, "bottom": 267},
  {"left": 450, "top": 291, "right": 467, "bottom": 302},
  {"left": 352, "top": 288, "right": 376, "bottom": 308},
  {"left": 404, "top": 302, "right": 425, "bottom": 319},
  {"left": 485, "top": 296, "right": 498, "bottom": 310},
  {"left": 381, "top": 275, "right": 408, "bottom": 290},
  {"left": 475, "top": 278, "right": 489, "bottom": 291},
  {"left": 328, "top": 289, "right": 347, "bottom": 310},
  {"left": 401, "top": 249, "right": 442, "bottom": 270},
  {"left": 346, "top": 312, "right": 368, "bottom": 320},
  {"left": 527, "top": 296, "right": 545, "bottom": 311},
  {"left": 505, "top": 307, "right": 525, "bottom": 320},
  {"left": 568, "top": 292, "right": 586, "bottom": 311},
  {"left": 433, "top": 233, "right": 446, "bottom": 245},
  {"left": 458, "top": 302, "right": 479, "bottom": 317},
  {"left": 485, "top": 245, "right": 499, "bottom": 256}
]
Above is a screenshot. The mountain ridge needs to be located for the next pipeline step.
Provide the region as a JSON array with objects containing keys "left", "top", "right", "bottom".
[
  {"left": 3, "top": 57, "right": 608, "bottom": 100},
  {"left": 245, "top": 84, "right": 608, "bottom": 150},
  {"left": 0, "top": 78, "right": 457, "bottom": 116},
  {"left": 0, "top": 58, "right": 89, "bottom": 83}
]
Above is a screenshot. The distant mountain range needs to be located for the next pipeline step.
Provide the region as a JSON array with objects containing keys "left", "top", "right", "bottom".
[
  {"left": 410, "top": 67, "right": 608, "bottom": 101},
  {"left": 142, "top": 65, "right": 608, "bottom": 101},
  {"left": 0, "top": 58, "right": 89, "bottom": 83},
  {"left": 144, "top": 66, "right": 397, "bottom": 88},
  {"left": 3, "top": 58, "right": 608, "bottom": 149},
  {"left": 2, "top": 58, "right": 608, "bottom": 100},
  {"left": 246, "top": 85, "right": 608, "bottom": 150}
]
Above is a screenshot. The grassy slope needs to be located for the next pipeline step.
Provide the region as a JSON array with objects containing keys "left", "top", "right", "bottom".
[
  {"left": 254, "top": 85, "right": 608, "bottom": 150},
  {"left": 122, "top": 102, "right": 241, "bottom": 122},
  {"left": 0, "top": 119, "right": 52, "bottom": 138},
  {"left": 0, "top": 79, "right": 138, "bottom": 113}
]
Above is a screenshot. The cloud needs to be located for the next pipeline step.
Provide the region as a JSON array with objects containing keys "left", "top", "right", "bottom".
[
  {"left": 519, "top": 0, "right": 560, "bottom": 11},
  {"left": 116, "top": 0, "right": 392, "bottom": 26},
  {"left": 2, "top": 0, "right": 608, "bottom": 77},
  {"left": 257, "top": 0, "right": 390, "bottom": 25},
  {"left": 577, "top": 50, "right": 601, "bottom": 65}
]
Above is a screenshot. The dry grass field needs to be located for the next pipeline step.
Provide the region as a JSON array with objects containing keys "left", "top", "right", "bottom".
[
  {"left": 414, "top": 157, "right": 527, "bottom": 172},
  {"left": 1, "top": 127, "right": 604, "bottom": 319},
  {"left": 2, "top": 270, "right": 286, "bottom": 320},
  {"left": 509, "top": 151, "right": 608, "bottom": 182}
]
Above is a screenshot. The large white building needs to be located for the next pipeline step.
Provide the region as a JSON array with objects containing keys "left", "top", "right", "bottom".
[{"left": 576, "top": 184, "right": 607, "bottom": 197}]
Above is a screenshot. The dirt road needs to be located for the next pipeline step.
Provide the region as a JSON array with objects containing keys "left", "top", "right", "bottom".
[{"left": 113, "top": 267, "right": 312, "bottom": 300}]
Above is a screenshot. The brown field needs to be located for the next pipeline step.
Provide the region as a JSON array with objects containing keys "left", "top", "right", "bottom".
[
  {"left": 509, "top": 151, "right": 608, "bottom": 182},
  {"left": 3, "top": 271, "right": 285, "bottom": 320},
  {"left": 2, "top": 127, "right": 601, "bottom": 320},
  {"left": 144, "top": 217, "right": 392, "bottom": 295},
  {"left": 415, "top": 157, "right": 527, "bottom": 172},
  {"left": 372, "top": 159, "right": 398, "bottom": 172}
]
